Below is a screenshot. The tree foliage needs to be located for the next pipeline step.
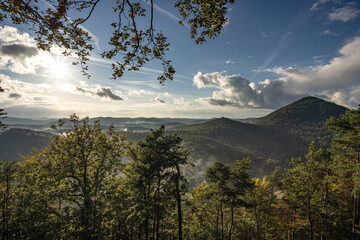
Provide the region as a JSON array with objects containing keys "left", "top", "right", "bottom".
[
  {"left": 1, "top": 108, "right": 360, "bottom": 239},
  {"left": 0, "top": 0, "right": 234, "bottom": 84}
]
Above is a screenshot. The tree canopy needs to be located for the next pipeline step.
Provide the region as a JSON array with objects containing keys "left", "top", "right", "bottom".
[{"left": 0, "top": 0, "right": 234, "bottom": 84}]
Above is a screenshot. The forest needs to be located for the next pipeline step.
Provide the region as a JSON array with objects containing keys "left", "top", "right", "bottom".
[{"left": 0, "top": 107, "right": 358, "bottom": 240}]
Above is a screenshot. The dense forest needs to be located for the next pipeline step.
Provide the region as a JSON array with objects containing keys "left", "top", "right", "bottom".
[{"left": 0, "top": 107, "right": 359, "bottom": 240}]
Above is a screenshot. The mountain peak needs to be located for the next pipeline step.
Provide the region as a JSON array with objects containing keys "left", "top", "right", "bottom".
[{"left": 253, "top": 96, "right": 347, "bottom": 126}]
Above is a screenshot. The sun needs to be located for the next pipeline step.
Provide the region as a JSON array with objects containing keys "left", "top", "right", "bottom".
[{"left": 45, "top": 56, "right": 70, "bottom": 79}]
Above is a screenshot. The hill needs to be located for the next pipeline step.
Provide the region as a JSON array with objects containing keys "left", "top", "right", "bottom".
[
  {"left": 0, "top": 97, "right": 347, "bottom": 188},
  {"left": 252, "top": 96, "right": 347, "bottom": 147},
  {"left": 2, "top": 117, "right": 208, "bottom": 133},
  {"left": 0, "top": 128, "right": 53, "bottom": 160},
  {"left": 171, "top": 117, "right": 308, "bottom": 187}
]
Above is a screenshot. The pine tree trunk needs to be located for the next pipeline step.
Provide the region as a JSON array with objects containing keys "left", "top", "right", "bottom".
[
  {"left": 353, "top": 196, "right": 358, "bottom": 240},
  {"left": 228, "top": 205, "right": 234, "bottom": 240},
  {"left": 307, "top": 159, "right": 314, "bottom": 240},
  {"left": 216, "top": 204, "right": 220, "bottom": 240},
  {"left": 175, "top": 165, "right": 183, "bottom": 240},
  {"left": 221, "top": 202, "right": 224, "bottom": 240},
  {"left": 156, "top": 172, "right": 161, "bottom": 240}
]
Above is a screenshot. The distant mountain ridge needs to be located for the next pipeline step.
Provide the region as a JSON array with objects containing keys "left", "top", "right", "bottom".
[{"left": 2, "top": 117, "right": 209, "bottom": 133}]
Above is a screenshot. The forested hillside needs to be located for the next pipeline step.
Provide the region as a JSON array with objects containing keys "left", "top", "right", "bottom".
[
  {"left": 0, "top": 108, "right": 359, "bottom": 239},
  {"left": 0, "top": 97, "right": 345, "bottom": 188},
  {"left": 172, "top": 117, "right": 307, "bottom": 187},
  {"left": 0, "top": 128, "right": 53, "bottom": 160},
  {"left": 253, "top": 96, "right": 347, "bottom": 147}
]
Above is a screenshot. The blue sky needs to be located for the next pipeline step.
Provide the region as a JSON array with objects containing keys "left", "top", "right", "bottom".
[{"left": 1, "top": 0, "right": 360, "bottom": 119}]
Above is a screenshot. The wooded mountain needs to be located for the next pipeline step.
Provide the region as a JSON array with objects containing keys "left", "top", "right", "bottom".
[
  {"left": 0, "top": 96, "right": 348, "bottom": 188},
  {"left": 252, "top": 96, "right": 347, "bottom": 147},
  {"left": 170, "top": 117, "right": 308, "bottom": 187}
]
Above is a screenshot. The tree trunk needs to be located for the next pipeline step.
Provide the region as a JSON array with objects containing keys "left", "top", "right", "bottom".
[
  {"left": 353, "top": 196, "right": 358, "bottom": 240},
  {"left": 228, "top": 205, "right": 234, "bottom": 240},
  {"left": 1, "top": 175, "right": 10, "bottom": 240},
  {"left": 323, "top": 159, "right": 329, "bottom": 240},
  {"left": 216, "top": 204, "right": 220, "bottom": 240},
  {"left": 307, "top": 160, "right": 314, "bottom": 240},
  {"left": 221, "top": 202, "right": 224, "bottom": 240},
  {"left": 175, "top": 165, "right": 183, "bottom": 240},
  {"left": 156, "top": 171, "right": 161, "bottom": 240}
]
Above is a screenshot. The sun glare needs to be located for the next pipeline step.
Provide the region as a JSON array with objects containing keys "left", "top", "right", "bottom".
[{"left": 46, "top": 57, "right": 70, "bottom": 79}]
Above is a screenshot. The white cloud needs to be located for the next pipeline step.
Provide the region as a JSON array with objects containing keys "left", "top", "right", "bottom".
[
  {"left": 322, "top": 86, "right": 360, "bottom": 108},
  {"left": 0, "top": 26, "right": 35, "bottom": 44},
  {"left": 0, "top": 26, "right": 44, "bottom": 74},
  {"left": 226, "top": 59, "right": 235, "bottom": 64},
  {"left": 268, "top": 36, "right": 360, "bottom": 93},
  {"left": 310, "top": 0, "right": 338, "bottom": 11},
  {"left": 312, "top": 54, "right": 330, "bottom": 59},
  {"left": 194, "top": 36, "right": 360, "bottom": 109},
  {"left": 0, "top": 26, "right": 70, "bottom": 74},
  {"left": 320, "top": 29, "right": 338, "bottom": 36},
  {"left": 329, "top": 3, "right": 360, "bottom": 22},
  {"left": 174, "top": 97, "right": 192, "bottom": 107},
  {"left": 128, "top": 89, "right": 156, "bottom": 96},
  {"left": 193, "top": 72, "right": 291, "bottom": 108},
  {"left": 0, "top": 74, "right": 57, "bottom": 106}
]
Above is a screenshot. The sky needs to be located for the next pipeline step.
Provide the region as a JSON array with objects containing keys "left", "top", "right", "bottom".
[{"left": 0, "top": 0, "right": 360, "bottom": 119}]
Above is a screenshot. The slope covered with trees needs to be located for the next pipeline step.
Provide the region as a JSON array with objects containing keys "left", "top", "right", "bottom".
[
  {"left": 173, "top": 117, "right": 307, "bottom": 187},
  {"left": 1, "top": 108, "right": 359, "bottom": 239},
  {"left": 253, "top": 96, "right": 347, "bottom": 147},
  {"left": 0, "top": 128, "right": 53, "bottom": 160},
  {"left": 0, "top": 97, "right": 346, "bottom": 187}
]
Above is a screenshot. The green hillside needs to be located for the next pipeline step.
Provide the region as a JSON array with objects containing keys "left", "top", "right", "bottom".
[
  {"left": 0, "top": 128, "right": 53, "bottom": 160},
  {"left": 0, "top": 97, "right": 346, "bottom": 188},
  {"left": 252, "top": 96, "right": 347, "bottom": 147},
  {"left": 172, "top": 117, "right": 308, "bottom": 187}
]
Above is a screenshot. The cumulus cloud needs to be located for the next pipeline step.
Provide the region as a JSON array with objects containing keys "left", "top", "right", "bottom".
[
  {"left": 329, "top": 3, "right": 360, "bottom": 22},
  {"left": 0, "top": 26, "right": 73, "bottom": 74},
  {"left": 226, "top": 59, "right": 235, "bottom": 64},
  {"left": 322, "top": 86, "right": 360, "bottom": 108},
  {"left": 0, "top": 26, "right": 35, "bottom": 44},
  {"left": 0, "top": 26, "right": 46, "bottom": 74},
  {"left": 193, "top": 72, "right": 301, "bottom": 109},
  {"left": 75, "top": 86, "right": 123, "bottom": 101},
  {"left": 194, "top": 36, "right": 360, "bottom": 109}
]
